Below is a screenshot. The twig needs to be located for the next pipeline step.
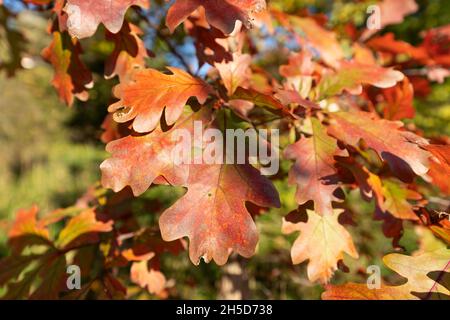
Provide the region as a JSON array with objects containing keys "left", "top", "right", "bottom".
[{"left": 135, "top": 8, "right": 195, "bottom": 75}]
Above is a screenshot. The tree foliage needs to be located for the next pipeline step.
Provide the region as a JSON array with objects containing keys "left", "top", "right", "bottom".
[{"left": 0, "top": 0, "right": 449, "bottom": 300}]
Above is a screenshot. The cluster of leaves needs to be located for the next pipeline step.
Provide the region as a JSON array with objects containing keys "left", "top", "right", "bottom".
[{"left": 1, "top": 0, "right": 449, "bottom": 299}]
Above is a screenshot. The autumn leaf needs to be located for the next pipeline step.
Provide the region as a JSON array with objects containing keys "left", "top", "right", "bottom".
[
  {"left": 8, "top": 206, "right": 51, "bottom": 254},
  {"left": 317, "top": 61, "right": 404, "bottom": 98},
  {"left": 166, "top": 0, "right": 266, "bottom": 35},
  {"left": 41, "top": 30, "right": 93, "bottom": 106},
  {"left": 291, "top": 17, "right": 344, "bottom": 68},
  {"left": 284, "top": 118, "right": 347, "bottom": 216},
  {"left": 101, "top": 108, "right": 211, "bottom": 196},
  {"left": 381, "top": 78, "right": 415, "bottom": 121},
  {"left": 425, "top": 144, "right": 450, "bottom": 195},
  {"left": 0, "top": 254, "right": 41, "bottom": 287},
  {"left": 1, "top": 251, "right": 67, "bottom": 300},
  {"left": 231, "top": 87, "right": 293, "bottom": 117},
  {"left": 282, "top": 209, "right": 358, "bottom": 284},
  {"left": 430, "top": 221, "right": 450, "bottom": 245},
  {"left": 367, "top": 33, "right": 428, "bottom": 62},
  {"left": 64, "top": 0, "right": 149, "bottom": 39},
  {"left": 55, "top": 208, "right": 113, "bottom": 249},
  {"left": 380, "top": 179, "right": 421, "bottom": 221},
  {"left": 279, "top": 51, "right": 315, "bottom": 78},
  {"left": 323, "top": 249, "right": 450, "bottom": 300},
  {"left": 29, "top": 253, "right": 67, "bottom": 300},
  {"left": 328, "top": 110, "right": 430, "bottom": 179},
  {"left": 108, "top": 67, "right": 211, "bottom": 133},
  {"left": 130, "top": 259, "right": 166, "bottom": 296},
  {"left": 186, "top": 20, "right": 232, "bottom": 66},
  {"left": 105, "top": 22, "right": 149, "bottom": 83},
  {"left": 342, "top": 162, "right": 418, "bottom": 244},
  {"left": 215, "top": 52, "right": 252, "bottom": 96},
  {"left": 159, "top": 163, "right": 280, "bottom": 265}
]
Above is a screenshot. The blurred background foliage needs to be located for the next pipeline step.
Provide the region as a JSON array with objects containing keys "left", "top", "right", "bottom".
[{"left": 0, "top": 0, "right": 449, "bottom": 299}]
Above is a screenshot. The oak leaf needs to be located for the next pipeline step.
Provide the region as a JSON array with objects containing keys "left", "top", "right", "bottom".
[
  {"left": 130, "top": 258, "right": 167, "bottom": 296},
  {"left": 109, "top": 67, "right": 211, "bottom": 133},
  {"left": 284, "top": 118, "right": 347, "bottom": 216},
  {"left": 105, "top": 22, "right": 149, "bottom": 83},
  {"left": 215, "top": 52, "right": 252, "bottom": 96},
  {"left": 317, "top": 61, "right": 404, "bottom": 98},
  {"left": 425, "top": 144, "right": 450, "bottom": 195},
  {"left": 328, "top": 110, "right": 430, "bottom": 178},
  {"left": 101, "top": 108, "right": 211, "bottom": 196},
  {"left": 282, "top": 209, "right": 358, "bottom": 283},
  {"left": 8, "top": 206, "right": 52, "bottom": 254},
  {"left": 159, "top": 163, "right": 280, "bottom": 265},
  {"left": 64, "top": 0, "right": 149, "bottom": 39},
  {"left": 381, "top": 78, "right": 415, "bottom": 121},
  {"left": 166, "top": 0, "right": 266, "bottom": 35},
  {"left": 380, "top": 179, "right": 421, "bottom": 221},
  {"left": 323, "top": 249, "right": 450, "bottom": 300},
  {"left": 55, "top": 208, "right": 113, "bottom": 249},
  {"left": 362, "top": 0, "right": 418, "bottom": 40},
  {"left": 41, "top": 30, "right": 93, "bottom": 106}
]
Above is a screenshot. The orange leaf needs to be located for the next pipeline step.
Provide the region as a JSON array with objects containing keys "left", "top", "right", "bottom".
[
  {"left": 55, "top": 208, "right": 113, "bottom": 249},
  {"left": 282, "top": 209, "right": 358, "bottom": 284},
  {"left": 109, "top": 67, "right": 211, "bottom": 133}
]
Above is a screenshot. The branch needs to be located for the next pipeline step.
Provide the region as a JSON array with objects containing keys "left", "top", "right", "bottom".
[{"left": 135, "top": 8, "right": 195, "bottom": 75}]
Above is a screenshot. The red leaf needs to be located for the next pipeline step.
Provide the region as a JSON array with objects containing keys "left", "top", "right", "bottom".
[
  {"left": 328, "top": 110, "right": 430, "bottom": 178},
  {"left": 166, "top": 0, "right": 266, "bottom": 34},
  {"left": 159, "top": 163, "right": 280, "bottom": 265},
  {"left": 101, "top": 108, "right": 211, "bottom": 196},
  {"left": 367, "top": 33, "right": 428, "bottom": 62}
]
